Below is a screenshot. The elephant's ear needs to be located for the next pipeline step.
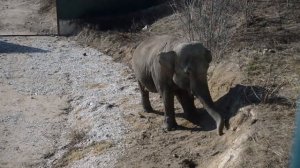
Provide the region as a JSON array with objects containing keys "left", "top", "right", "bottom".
[
  {"left": 205, "top": 50, "right": 212, "bottom": 63},
  {"left": 159, "top": 51, "right": 176, "bottom": 70}
]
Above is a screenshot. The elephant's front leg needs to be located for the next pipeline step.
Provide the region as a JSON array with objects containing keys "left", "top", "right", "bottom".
[
  {"left": 162, "top": 89, "right": 177, "bottom": 131},
  {"left": 175, "top": 89, "right": 197, "bottom": 119}
]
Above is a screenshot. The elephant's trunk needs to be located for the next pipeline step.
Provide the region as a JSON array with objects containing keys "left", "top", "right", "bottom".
[{"left": 191, "top": 77, "right": 224, "bottom": 135}]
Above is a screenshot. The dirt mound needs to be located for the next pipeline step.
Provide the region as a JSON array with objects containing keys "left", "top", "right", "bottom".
[
  {"left": 74, "top": 1, "right": 299, "bottom": 167},
  {"left": 74, "top": 29, "right": 146, "bottom": 67}
]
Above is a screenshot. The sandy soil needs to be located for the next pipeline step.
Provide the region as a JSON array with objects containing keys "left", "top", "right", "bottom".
[
  {"left": 0, "top": 84, "right": 69, "bottom": 167},
  {"left": 0, "top": 0, "right": 56, "bottom": 35},
  {"left": 0, "top": 36, "right": 138, "bottom": 167}
]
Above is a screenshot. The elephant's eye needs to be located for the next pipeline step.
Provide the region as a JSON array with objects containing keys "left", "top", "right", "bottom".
[{"left": 184, "top": 66, "right": 192, "bottom": 75}]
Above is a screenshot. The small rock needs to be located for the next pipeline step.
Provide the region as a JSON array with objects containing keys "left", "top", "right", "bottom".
[
  {"left": 269, "top": 49, "right": 275, "bottom": 53},
  {"left": 251, "top": 119, "right": 258, "bottom": 125},
  {"left": 142, "top": 25, "right": 149, "bottom": 31},
  {"left": 43, "top": 151, "right": 55, "bottom": 159},
  {"left": 119, "top": 86, "right": 126, "bottom": 91},
  {"left": 173, "top": 154, "right": 179, "bottom": 158},
  {"left": 138, "top": 112, "right": 146, "bottom": 118},
  {"left": 104, "top": 48, "right": 110, "bottom": 53},
  {"left": 83, "top": 53, "right": 87, "bottom": 56},
  {"left": 200, "top": 134, "right": 206, "bottom": 139},
  {"left": 141, "top": 131, "right": 148, "bottom": 139},
  {"left": 14, "top": 146, "right": 20, "bottom": 151},
  {"left": 106, "top": 104, "right": 116, "bottom": 109},
  {"left": 211, "top": 151, "right": 219, "bottom": 156},
  {"left": 250, "top": 108, "right": 257, "bottom": 120},
  {"left": 180, "top": 159, "right": 197, "bottom": 168}
]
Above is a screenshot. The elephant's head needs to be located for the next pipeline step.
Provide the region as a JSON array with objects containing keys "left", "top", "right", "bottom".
[
  {"left": 159, "top": 42, "right": 212, "bottom": 97},
  {"left": 159, "top": 42, "right": 224, "bottom": 135}
]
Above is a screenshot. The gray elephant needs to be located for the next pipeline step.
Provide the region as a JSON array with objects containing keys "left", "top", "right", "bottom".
[{"left": 132, "top": 35, "right": 225, "bottom": 135}]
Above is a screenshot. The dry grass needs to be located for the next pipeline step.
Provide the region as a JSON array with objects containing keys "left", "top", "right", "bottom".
[
  {"left": 239, "top": 104, "right": 295, "bottom": 168},
  {"left": 74, "top": 28, "right": 149, "bottom": 66},
  {"left": 53, "top": 128, "right": 113, "bottom": 167},
  {"left": 243, "top": 47, "right": 299, "bottom": 101},
  {"left": 39, "top": 0, "right": 55, "bottom": 14},
  {"left": 67, "top": 129, "right": 87, "bottom": 147},
  {"left": 54, "top": 141, "right": 113, "bottom": 168},
  {"left": 170, "top": 0, "right": 248, "bottom": 60}
]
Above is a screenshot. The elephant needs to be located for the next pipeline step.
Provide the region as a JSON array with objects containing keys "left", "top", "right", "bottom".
[{"left": 132, "top": 35, "right": 225, "bottom": 135}]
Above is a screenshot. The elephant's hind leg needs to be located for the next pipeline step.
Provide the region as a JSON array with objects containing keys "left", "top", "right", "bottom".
[
  {"left": 138, "top": 81, "right": 154, "bottom": 112},
  {"left": 175, "top": 90, "right": 197, "bottom": 118}
]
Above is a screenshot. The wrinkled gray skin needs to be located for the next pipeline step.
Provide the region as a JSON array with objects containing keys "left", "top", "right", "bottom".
[{"left": 132, "top": 35, "right": 224, "bottom": 135}]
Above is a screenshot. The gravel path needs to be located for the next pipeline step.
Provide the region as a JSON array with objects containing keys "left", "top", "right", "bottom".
[{"left": 0, "top": 36, "right": 139, "bottom": 167}]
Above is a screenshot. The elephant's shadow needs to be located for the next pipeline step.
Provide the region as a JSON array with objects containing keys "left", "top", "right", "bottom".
[{"left": 151, "top": 84, "right": 292, "bottom": 132}]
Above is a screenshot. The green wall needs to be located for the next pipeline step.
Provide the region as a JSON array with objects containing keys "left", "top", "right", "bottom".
[{"left": 57, "top": 0, "right": 165, "bottom": 20}]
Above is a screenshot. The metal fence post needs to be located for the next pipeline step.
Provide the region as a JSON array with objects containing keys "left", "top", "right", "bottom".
[{"left": 291, "top": 96, "right": 300, "bottom": 168}]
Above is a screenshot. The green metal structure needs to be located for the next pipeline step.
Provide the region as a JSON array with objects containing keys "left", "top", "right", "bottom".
[
  {"left": 56, "top": 0, "right": 169, "bottom": 35},
  {"left": 56, "top": 0, "right": 164, "bottom": 20}
]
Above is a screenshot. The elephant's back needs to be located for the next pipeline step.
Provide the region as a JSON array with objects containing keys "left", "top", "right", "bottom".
[{"left": 132, "top": 35, "right": 179, "bottom": 66}]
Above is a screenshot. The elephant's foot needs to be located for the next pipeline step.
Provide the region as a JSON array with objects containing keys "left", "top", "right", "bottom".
[
  {"left": 143, "top": 105, "right": 154, "bottom": 113},
  {"left": 163, "top": 117, "right": 178, "bottom": 131}
]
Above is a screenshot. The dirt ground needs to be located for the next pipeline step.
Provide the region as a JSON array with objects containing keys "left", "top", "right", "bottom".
[
  {"left": 0, "top": 36, "right": 141, "bottom": 167},
  {"left": 75, "top": 1, "right": 300, "bottom": 167},
  {"left": 0, "top": 0, "right": 299, "bottom": 168},
  {"left": 0, "top": 0, "right": 56, "bottom": 35}
]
